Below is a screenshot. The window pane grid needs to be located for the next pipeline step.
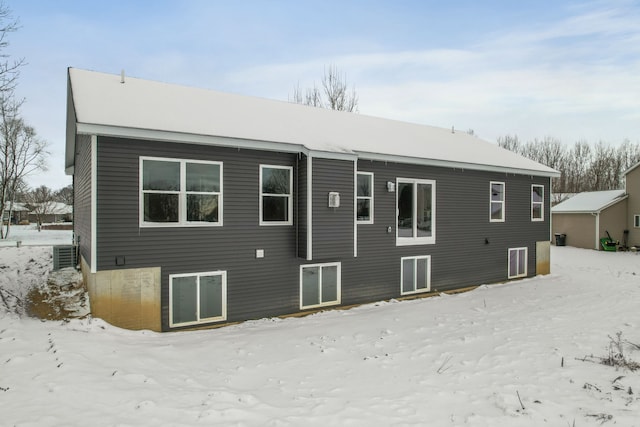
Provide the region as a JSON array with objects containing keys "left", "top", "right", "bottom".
[
  {"left": 260, "top": 165, "right": 293, "bottom": 225},
  {"left": 531, "top": 185, "right": 544, "bottom": 221},
  {"left": 141, "top": 158, "right": 222, "bottom": 226},
  {"left": 357, "top": 172, "right": 374, "bottom": 223}
]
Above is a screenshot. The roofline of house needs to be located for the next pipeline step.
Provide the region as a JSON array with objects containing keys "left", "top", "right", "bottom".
[
  {"left": 68, "top": 123, "right": 561, "bottom": 178},
  {"left": 551, "top": 194, "right": 628, "bottom": 214},
  {"left": 624, "top": 160, "right": 640, "bottom": 176}
]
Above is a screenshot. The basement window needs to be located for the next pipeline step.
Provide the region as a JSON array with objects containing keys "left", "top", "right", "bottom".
[
  {"left": 300, "top": 262, "right": 341, "bottom": 309},
  {"left": 169, "top": 271, "right": 227, "bottom": 327},
  {"left": 508, "top": 247, "right": 527, "bottom": 279},
  {"left": 400, "top": 255, "right": 431, "bottom": 295}
]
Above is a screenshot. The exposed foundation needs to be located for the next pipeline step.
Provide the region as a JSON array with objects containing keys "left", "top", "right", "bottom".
[
  {"left": 81, "top": 256, "right": 161, "bottom": 331},
  {"left": 536, "top": 240, "right": 551, "bottom": 275}
]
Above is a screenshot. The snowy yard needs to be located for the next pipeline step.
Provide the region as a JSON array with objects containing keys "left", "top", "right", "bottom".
[{"left": 1, "top": 232, "right": 639, "bottom": 426}]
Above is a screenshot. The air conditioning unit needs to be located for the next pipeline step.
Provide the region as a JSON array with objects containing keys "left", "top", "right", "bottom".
[{"left": 53, "top": 245, "right": 78, "bottom": 271}]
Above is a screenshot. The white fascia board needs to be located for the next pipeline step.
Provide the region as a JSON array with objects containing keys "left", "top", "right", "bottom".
[{"left": 356, "top": 151, "right": 561, "bottom": 178}]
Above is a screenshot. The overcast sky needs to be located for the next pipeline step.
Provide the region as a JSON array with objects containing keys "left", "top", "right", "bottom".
[{"left": 7, "top": 0, "right": 640, "bottom": 190}]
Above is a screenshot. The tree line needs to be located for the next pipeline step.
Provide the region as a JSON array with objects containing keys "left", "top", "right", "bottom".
[{"left": 497, "top": 135, "right": 640, "bottom": 196}]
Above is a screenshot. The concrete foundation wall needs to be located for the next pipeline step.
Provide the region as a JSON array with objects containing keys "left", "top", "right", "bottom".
[
  {"left": 81, "top": 256, "right": 161, "bottom": 331},
  {"left": 536, "top": 241, "right": 550, "bottom": 275}
]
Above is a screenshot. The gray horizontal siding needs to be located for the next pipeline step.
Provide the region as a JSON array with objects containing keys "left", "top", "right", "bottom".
[
  {"left": 73, "top": 134, "right": 92, "bottom": 266},
  {"left": 94, "top": 136, "right": 551, "bottom": 330},
  {"left": 96, "top": 136, "right": 302, "bottom": 330},
  {"left": 342, "top": 161, "right": 551, "bottom": 305},
  {"left": 311, "top": 157, "right": 354, "bottom": 261}
]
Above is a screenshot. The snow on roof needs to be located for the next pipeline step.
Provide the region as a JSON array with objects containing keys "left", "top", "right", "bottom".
[
  {"left": 551, "top": 190, "right": 627, "bottom": 213},
  {"left": 66, "top": 68, "right": 559, "bottom": 177}
]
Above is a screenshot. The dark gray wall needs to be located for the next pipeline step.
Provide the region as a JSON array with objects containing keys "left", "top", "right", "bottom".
[
  {"left": 73, "top": 134, "right": 92, "bottom": 266},
  {"left": 96, "top": 136, "right": 301, "bottom": 330},
  {"left": 296, "top": 154, "right": 308, "bottom": 259},
  {"left": 94, "top": 136, "right": 551, "bottom": 330},
  {"left": 311, "top": 158, "right": 355, "bottom": 261},
  {"left": 341, "top": 160, "right": 551, "bottom": 305}
]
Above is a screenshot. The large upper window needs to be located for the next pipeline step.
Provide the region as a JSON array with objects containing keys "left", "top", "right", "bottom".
[
  {"left": 397, "top": 178, "right": 436, "bottom": 245},
  {"left": 490, "top": 181, "right": 505, "bottom": 222},
  {"left": 531, "top": 184, "right": 544, "bottom": 221},
  {"left": 260, "top": 165, "right": 293, "bottom": 225},
  {"left": 357, "top": 172, "right": 374, "bottom": 224},
  {"left": 300, "top": 262, "right": 341, "bottom": 309},
  {"left": 401, "top": 255, "right": 431, "bottom": 295},
  {"left": 140, "top": 157, "right": 222, "bottom": 227},
  {"left": 169, "top": 271, "right": 227, "bottom": 327},
  {"left": 508, "top": 247, "right": 527, "bottom": 279}
]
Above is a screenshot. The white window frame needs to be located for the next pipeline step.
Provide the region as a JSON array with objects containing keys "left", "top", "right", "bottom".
[
  {"left": 508, "top": 247, "right": 528, "bottom": 279},
  {"left": 299, "top": 262, "right": 341, "bottom": 309},
  {"left": 490, "top": 181, "right": 505, "bottom": 223},
  {"left": 139, "top": 156, "right": 223, "bottom": 227},
  {"left": 531, "top": 184, "right": 544, "bottom": 222},
  {"left": 356, "top": 171, "right": 374, "bottom": 224},
  {"left": 634, "top": 215, "right": 640, "bottom": 228},
  {"left": 396, "top": 178, "right": 436, "bottom": 246},
  {"left": 259, "top": 164, "right": 293, "bottom": 226},
  {"left": 169, "top": 270, "right": 227, "bottom": 327},
  {"left": 400, "top": 255, "right": 431, "bottom": 295}
]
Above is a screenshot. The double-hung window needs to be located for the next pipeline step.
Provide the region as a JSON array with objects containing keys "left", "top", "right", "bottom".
[
  {"left": 300, "top": 262, "right": 341, "bottom": 309},
  {"left": 635, "top": 215, "right": 640, "bottom": 228},
  {"left": 401, "top": 255, "right": 431, "bottom": 295},
  {"left": 490, "top": 181, "right": 505, "bottom": 222},
  {"left": 356, "top": 172, "right": 374, "bottom": 223},
  {"left": 169, "top": 271, "right": 227, "bottom": 327},
  {"left": 140, "top": 157, "right": 222, "bottom": 226},
  {"left": 397, "top": 178, "right": 436, "bottom": 245},
  {"left": 508, "top": 247, "right": 527, "bottom": 279},
  {"left": 260, "top": 165, "right": 293, "bottom": 225},
  {"left": 531, "top": 184, "right": 544, "bottom": 221}
]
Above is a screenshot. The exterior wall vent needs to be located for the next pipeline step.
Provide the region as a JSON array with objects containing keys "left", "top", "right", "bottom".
[{"left": 53, "top": 245, "right": 78, "bottom": 271}]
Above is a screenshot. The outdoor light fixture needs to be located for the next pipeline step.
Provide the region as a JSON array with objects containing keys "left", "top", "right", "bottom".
[{"left": 387, "top": 181, "right": 395, "bottom": 192}]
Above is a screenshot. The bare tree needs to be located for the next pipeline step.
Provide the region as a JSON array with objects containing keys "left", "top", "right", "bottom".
[
  {"left": 55, "top": 184, "right": 73, "bottom": 206},
  {"left": 0, "top": 94, "right": 48, "bottom": 238},
  {"left": 0, "top": 2, "right": 24, "bottom": 93},
  {"left": 24, "top": 185, "right": 54, "bottom": 230},
  {"left": 290, "top": 65, "right": 359, "bottom": 112}
]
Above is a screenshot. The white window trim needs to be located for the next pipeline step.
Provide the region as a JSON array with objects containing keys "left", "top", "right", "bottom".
[
  {"left": 259, "top": 164, "right": 293, "bottom": 226},
  {"left": 139, "top": 156, "right": 223, "bottom": 228},
  {"left": 169, "top": 270, "right": 227, "bottom": 328},
  {"left": 531, "top": 184, "right": 544, "bottom": 222},
  {"left": 356, "top": 171, "right": 374, "bottom": 224},
  {"left": 635, "top": 214, "right": 640, "bottom": 228},
  {"left": 490, "top": 181, "right": 505, "bottom": 223},
  {"left": 400, "top": 255, "right": 432, "bottom": 296},
  {"left": 299, "top": 262, "right": 341, "bottom": 310},
  {"left": 396, "top": 178, "right": 436, "bottom": 246},
  {"left": 508, "top": 247, "right": 528, "bottom": 279}
]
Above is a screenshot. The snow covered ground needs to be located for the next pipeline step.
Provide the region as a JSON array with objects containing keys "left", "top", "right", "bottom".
[{"left": 1, "top": 235, "right": 639, "bottom": 426}]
